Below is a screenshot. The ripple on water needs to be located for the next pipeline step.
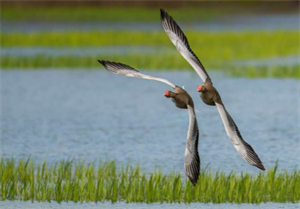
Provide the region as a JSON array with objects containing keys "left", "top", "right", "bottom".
[{"left": 0, "top": 70, "right": 299, "bottom": 174}]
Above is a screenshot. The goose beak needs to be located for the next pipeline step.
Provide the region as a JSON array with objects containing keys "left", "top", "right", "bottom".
[
  {"left": 197, "top": 85, "right": 203, "bottom": 92},
  {"left": 164, "top": 90, "right": 170, "bottom": 97}
]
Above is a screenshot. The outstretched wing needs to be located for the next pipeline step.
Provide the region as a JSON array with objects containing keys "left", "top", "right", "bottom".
[
  {"left": 184, "top": 105, "right": 200, "bottom": 185},
  {"left": 160, "top": 9, "right": 211, "bottom": 84},
  {"left": 98, "top": 60, "right": 176, "bottom": 88},
  {"left": 216, "top": 102, "right": 265, "bottom": 171}
]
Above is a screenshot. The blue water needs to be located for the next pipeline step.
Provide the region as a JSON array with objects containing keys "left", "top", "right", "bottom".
[
  {"left": 1, "top": 70, "right": 299, "bottom": 175},
  {"left": 0, "top": 46, "right": 175, "bottom": 57},
  {"left": 1, "top": 201, "right": 299, "bottom": 209}
]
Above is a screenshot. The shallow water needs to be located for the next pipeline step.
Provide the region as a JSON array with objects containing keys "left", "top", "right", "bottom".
[
  {"left": 1, "top": 201, "right": 299, "bottom": 209},
  {"left": 1, "top": 14, "right": 299, "bottom": 32},
  {"left": 0, "top": 46, "right": 174, "bottom": 57},
  {"left": 1, "top": 70, "right": 299, "bottom": 175}
]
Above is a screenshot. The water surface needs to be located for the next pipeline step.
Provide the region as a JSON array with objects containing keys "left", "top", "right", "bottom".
[
  {"left": 1, "top": 201, "right": 299, "bottom": 209},
  {"left": 0, "top": 46, "right": 174, "bottom": 56},
  {"left": 1, "top": 70, "right": 299, "bottom": 174}
]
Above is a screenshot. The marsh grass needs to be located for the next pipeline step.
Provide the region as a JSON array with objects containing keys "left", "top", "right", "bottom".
[
  {"left": 2, "top": 31, "right": 299, "bottom": 60},
  {"left": 230, "top": 65, "right": 300, "bottom": 78},
  {"left": 1, "top": 31, "right": 299, "bottom": 78},
  {"left": 1, "top": 54, "right": 299, "bottom": 78},
  {"left": 0, "top": 158, "right": 299, "bottom": 203},
  {"left": 1, "top": 5, "right": 298, "bottom": 23},
  {"left": 1, "top": 7, "right": 220, "bottom": 22}
]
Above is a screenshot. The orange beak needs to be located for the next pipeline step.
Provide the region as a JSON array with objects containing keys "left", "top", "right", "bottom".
[
  {"left": 197, "top": 85, "right": 203, "bottom": 92},
  {"left": 164, "top": 90, "right": 170, "bottom": 97}
]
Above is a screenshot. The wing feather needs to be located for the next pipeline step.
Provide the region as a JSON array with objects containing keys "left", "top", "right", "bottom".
[
  {"left": 98, "top": 60, "right": 176, "bottom": 88},
  {"left": 160, "top": 9, "right": 211, "bottom": 84},
  {"left": 184, "top": 105, "right": 200, "bottom": 185},
  {"left": 215, "top": 102, "right": 265, "bottom": 171}
]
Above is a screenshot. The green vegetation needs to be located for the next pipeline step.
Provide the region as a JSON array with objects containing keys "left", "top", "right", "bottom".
[
  {"left": 1, "top": 158, "right": 299, "bottom": 203},
  {"left": 1, "top": 30, "right": 299, "bottom": 78},
  {"left": 2, "top": 31, "right": 299, "bottom": 61},
  {"left": 1, "top": 54, "right": 299, "bottom": 78},
  {"left": 2, "top": 3, "right": 298, "bottom": 22},
  {"left": 0, "top": 53, "right": 209, "bottom": 69},
  {"left": 1, "top": 23, "right": 299, "bottom": 78},
  {"left": 230, "top": 65, "right": 300, "bottom": 78},
  {"left": 1, "top": 7, "right": 219, "bottom": 22}
]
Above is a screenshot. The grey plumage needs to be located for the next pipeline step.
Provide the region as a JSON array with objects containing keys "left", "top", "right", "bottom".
[
  {"left": 226, "top": 110, "right": 265, "bottom": 170},
  {"left": 160, "top": 9, "right": 211, "bottom": 83},
  {"left": 184, "top": 105, "right": 200, "bottom": 185},
  {"left": 216, "top": 103, "right": 265, "bottom": 171}
]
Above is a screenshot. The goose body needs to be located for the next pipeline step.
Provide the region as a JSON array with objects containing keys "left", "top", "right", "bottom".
[
  {"left": 99, "top": 60, "right": 200, "bottom": 185},
  {"left": 160, "top": 9, "right": 265, "bottom": 171}
]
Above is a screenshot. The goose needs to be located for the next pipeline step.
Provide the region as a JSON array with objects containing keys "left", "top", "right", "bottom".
[
  {"left": 160, "top": 9, "right": 265, "bottom": 171},
  {"left": 98, "top": 60, "right": 200, "bottom": 185}
]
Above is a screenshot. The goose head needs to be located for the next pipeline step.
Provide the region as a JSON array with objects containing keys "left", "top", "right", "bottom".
[
  {"left": 164, "top": 86, "right": 193, "bottom": 109},
  {"left": 197, "top": 84, "right": 206, "bottom": 93}
]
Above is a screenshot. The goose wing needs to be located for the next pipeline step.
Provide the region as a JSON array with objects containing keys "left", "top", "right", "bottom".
[
  {"left": 99, "top": 60, "right": 176, "bottom": 88},
  {"left": 215, "top": 102, "right": 265, "bottom": 170},
  {"left": 160, "top": 9, "right": 211, "bottom": 84},
  {"left": 184, "top": 105, "right": 200, "bottom": 185}
]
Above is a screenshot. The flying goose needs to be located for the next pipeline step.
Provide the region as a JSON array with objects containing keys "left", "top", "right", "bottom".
[
  {"left": 98, "top": 60, "right": 200, "bottom": 185},
  {"left": 160, "top": 9, "right": 265, "bottom": 171}
]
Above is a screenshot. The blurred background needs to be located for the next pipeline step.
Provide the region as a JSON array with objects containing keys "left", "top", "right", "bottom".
[
  {"left": 0, "top": 1, "right": 299, "bottom": 175},
  {"left": 1, "top": 1, "right": 299, "bottom": 77}
]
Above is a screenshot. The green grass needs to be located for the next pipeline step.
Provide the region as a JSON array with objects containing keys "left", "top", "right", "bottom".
[
  {"left": 0, "top": 158, "right": 299, "bottom": 203},
  {"left": 1, "top": 30, "right": 299, "bottom": 78},
  {"left": 230, "top": 65, "right": 300, "bottom": 78},
  {"left": 1, "top": 30, "right": 298, "bottom": 65},
  {"left": 0, "top": 7, "right": 220, "bottom": 22},
  {"left": 1, "top": 54, "right": 299, "bottom": 79},
  {"left": 1, "top": 4, "right": 298, "bottom": 22},
  {"left": 0, "top": 53, "right": 210, "bottom": 69},
  {"left": 2, "top": 31, "right": 299, "bottom": 60}
]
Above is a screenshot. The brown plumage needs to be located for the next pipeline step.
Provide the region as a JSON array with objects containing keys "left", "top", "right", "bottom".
[
  {"left": 165, "top": 87, "right": 194, "bottom": 109},
  {"left": 198, "top": 80, "right": 222, "bottom": 106}
]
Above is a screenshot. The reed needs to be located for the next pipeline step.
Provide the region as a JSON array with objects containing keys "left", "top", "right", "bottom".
[
  {"left": 1, "top": 7, "right": 219, "bottom": 22},
  {"left": 1, "top": 30, "right": 298, "bottom": 78},
  {"left": 1, "top": 54, "right": 299, "bottom": 78},
  {"left": 2, "top": 31, "right": 299, "bottom": 61},
  {"left": 230, "top": 65, "right": 300, "bottom": 78},
  {"left": 0, "top": 158, "right": 299, "bottom": 203}
]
